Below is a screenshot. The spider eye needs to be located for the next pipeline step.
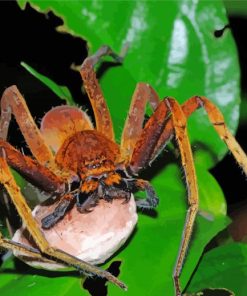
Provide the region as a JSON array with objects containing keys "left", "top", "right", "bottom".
[{"left": 86, "top": 163, "right": 100, "bottom": 170}]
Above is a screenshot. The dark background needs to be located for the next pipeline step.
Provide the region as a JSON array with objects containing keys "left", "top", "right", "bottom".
[{"left": 0, "top": 1, "right": 246, "bottom": 212}]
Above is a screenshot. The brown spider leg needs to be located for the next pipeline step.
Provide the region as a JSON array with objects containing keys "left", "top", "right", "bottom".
[
  {"left": 151, "top": 96, "right": 247, "bottom": 174},
  {"left": 165, "top": 98, "right": 198, "bottom": 296},
  {"left": 0, "top": 155, "right": 127, "bottom": 290},
  {"left": 0, "top": 140, "right": 66, "bottom": 194},
  {"left": 129, "top": 97, "right": 198, "bottom": 295},
  {"left": 0, "top": 86, "right": 55, "bottom": 168},
  {"left": 120, "top": 83, "right": 160, "bottom": 162},
  {"left": 129, "top": 94, "right": 247, "bottom": 294},
  {"left": 0, "top": 230, "right": 57, "bottom": 264},
  {"left": 0, "top": 230, "right": 45, "bottom": 260},
  {"left": 0, "top": 87, "right": 71, "bottom": 236},
  {"left": 129, "top": 99, "right": 171, "bottom": 174},
  {"left": 80, "top": 46, "right": 123, "bottom": 142}
]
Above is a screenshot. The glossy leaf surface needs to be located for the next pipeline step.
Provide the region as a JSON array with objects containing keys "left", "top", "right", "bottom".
[
  {"left": 18, "top": 0, "right": 240, "bottom": 167},
  {"left": 186, "top": 243, "right": 247, "bottom": 295},
  {"left": 0, "top": 260, "right": 81, "bottom": 296},
  {"left": 107, "top": 165, "right": 230, "bottom": 295},
  {"left": 0, "top": 1, "right": 241, "bottom": 296},
  {"left": 185, "top": 288, "right": 235, "bottom": 296},
  {"left": 0, "top": 165, "right": 230, "bottom": 296}
]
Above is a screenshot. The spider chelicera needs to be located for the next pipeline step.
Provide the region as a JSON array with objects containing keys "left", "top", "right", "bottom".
[{"left": 0, "top": 46, "right": 246, "bottom": 296}]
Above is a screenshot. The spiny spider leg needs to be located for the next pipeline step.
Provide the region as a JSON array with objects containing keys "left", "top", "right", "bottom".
[
  {"left": 0, "top": 86, "right": 54, "bottom": 168},
  {"left": 0, "top": 231, "right": 59, "bottom": 266},
  {"left": 130, "top": 99, "right": 171, "bottom": 174},
  {"left": 165, "top": 98, "right": 198, "bottom": 296},
  {"left": 80, "top": 46, "right": 124, "bottom": 142},
  {"left": 129, "top": 93, "right": 247, "bottom": 294},
  {"left": 120, "top": 83, "right": 160, "bottom": 162},
  {"left": 130, "top": 96, "right": 198, "bottom": 294},
  {"left": 0, "top": 154, "right": 127, "bottom": 290},
  {"left": 0, "top": 231, "right": 47, "bottom": 261},
  {"left": 120, "top": 88, "right": 169, "bottom": 209},
  {"left": 0, "top": 139, "right": 65, "bottom": 194},
  {"left": 0, "top": 87, "right": 76, "bottom": 236},
  {"left": 152, "top": 96, "right": 247, "bottom": 174}
]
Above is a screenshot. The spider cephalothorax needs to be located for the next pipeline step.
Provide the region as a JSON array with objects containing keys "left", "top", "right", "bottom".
[
  {"left": 40, "top": 128, "right": 158, "bottom": 229},
  {"left": 0, "top": 45, "right": 246, "bottom": 296},
  {"left": 39, "top": 130, "right": 141, "bottom": 229}
]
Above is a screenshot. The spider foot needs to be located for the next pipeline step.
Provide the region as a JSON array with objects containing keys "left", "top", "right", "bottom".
[
  {"left": 103, "top": 194, "right": 114, "bottom": 203},
  {"left": 134, "top": 179, "right": 159, "bottom": 209},
  {"left": 41, "top": 197, "right": 73, "bottom": 229},
  {"left": 121, "top": 194, "right": 131, "bottom": 205},
  {"left": 86, "top": 45, "right": 124, "bottom": 67},
  {"left": 135, "top": 196, "right": 159, "bottom": 209},
  {"left": 76, "top": 193, "right": 99, "bottom": 213}
]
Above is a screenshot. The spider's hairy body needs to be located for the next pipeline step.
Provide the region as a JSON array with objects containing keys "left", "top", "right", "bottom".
[
  {"left": 56, "top": 130, "right": 120, "bottom": 180},
  {"left": 39, "top": 127, "right": 137, "bottom": 229},
  {"left": 53, "top": 129, "right": 130, "bottom": 211},
  {"left": 0, "top": 45, "right": 246, "bottom": 295}
]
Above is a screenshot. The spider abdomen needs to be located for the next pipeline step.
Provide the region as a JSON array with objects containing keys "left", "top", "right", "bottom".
[{"left": 55, "top": 130, "right": 120, "bottom": 176}]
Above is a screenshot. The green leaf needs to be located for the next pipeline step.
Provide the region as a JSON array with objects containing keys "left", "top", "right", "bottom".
[
  {"left": 21, "top": 62, "right": 75, "bottom": 105},
  {"left": 0, "top": 259, "right": 85, "bottom": 296},
  {"left": 106, "top": 165, "right": 230, "bottom": 296},
  {"left": 19, "top": 0, "right": 240, "bottom": 168},
  {"left": 224, "top": 0, "right": 247, "bottom": 17},
  {"left": 186, "top": 243, "right": 247, "bottom": 295},
  {"left": 1, "top": 1, "right": 240, "bottom": 296},
  {"left": 185, "top": 288, "right": 235, "bottom": 296},
  {"left": 0, "top": 165, "right": 229, "bottom": 296}
]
